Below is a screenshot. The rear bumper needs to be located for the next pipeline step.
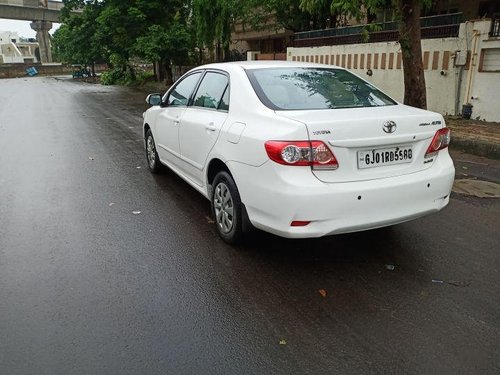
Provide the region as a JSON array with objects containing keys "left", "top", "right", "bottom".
[{"left": 229, "top": 154, "right": 455, "bottom": 238}]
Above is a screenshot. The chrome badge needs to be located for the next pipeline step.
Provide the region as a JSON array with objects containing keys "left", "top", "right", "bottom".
[{"left": 383, "top": 121, "right": 397, "bottom": 134}]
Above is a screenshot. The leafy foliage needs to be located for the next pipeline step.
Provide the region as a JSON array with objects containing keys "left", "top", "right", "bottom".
[
  {"left": 53, "top": 1, "right": 104, "bottom": 71},
  {"left": 57, "top": 0, "right": 194, "bottom": 83},
  {"left": 54, "top": 0, "right": 434, "bottom": 106},
  {"left": 192, "top": 0, "right": 244, "bottom": 61}
]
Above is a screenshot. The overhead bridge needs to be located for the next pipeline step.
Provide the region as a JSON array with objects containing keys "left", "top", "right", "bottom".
[
  {"left": 0, "top": 0, "right": 78, "bottom": 63},
  {"left": 0, "top": 0, "right": 64, "bottom": 23}
]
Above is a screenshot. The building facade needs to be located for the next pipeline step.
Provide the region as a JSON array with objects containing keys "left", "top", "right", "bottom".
[{"left": 0, "top": 31, "right": 39, "bottom": 64}]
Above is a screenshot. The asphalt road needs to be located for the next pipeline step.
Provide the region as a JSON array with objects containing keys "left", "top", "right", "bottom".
[{"left": 1, "top": 76, "right": 499, "bottom": 375}]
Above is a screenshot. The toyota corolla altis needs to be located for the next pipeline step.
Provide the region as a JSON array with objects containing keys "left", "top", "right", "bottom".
[{"left": 143, "top": 61, "right": 455, "bottom": 243}]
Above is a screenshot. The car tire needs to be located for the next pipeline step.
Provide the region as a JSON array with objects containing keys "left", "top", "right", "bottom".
[
  {"left": 211, "top": 171, "right": 244, "bottom": 244},
  {"left": 145, "top": 129, "right": 162, "bottom": 173}
]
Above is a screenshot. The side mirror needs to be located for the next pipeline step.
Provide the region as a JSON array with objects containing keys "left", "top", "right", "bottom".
[{"left": 146, "top": 93, "right": 162, "bottom": 106}]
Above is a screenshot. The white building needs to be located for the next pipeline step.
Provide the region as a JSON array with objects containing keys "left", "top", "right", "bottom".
[{"left": 0, "top": 31, "right": 39, "bottom": 64}]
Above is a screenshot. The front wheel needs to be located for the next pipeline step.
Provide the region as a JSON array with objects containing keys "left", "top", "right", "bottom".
[
  {"left": 145, "top": 129, "right": 161, "bottom": 173},
  {"left": 211, "top": 171, "right": 244, "bottom": 244}
]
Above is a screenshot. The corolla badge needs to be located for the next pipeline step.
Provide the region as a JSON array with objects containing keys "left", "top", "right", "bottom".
[{"left": 383, "top": 121, "right": 397, "bottom": 134}]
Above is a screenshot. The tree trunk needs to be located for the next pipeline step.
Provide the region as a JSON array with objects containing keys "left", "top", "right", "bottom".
[
  {"left": 155, "top": 59, "right": 169, "bottom": 84},
  {"left": 164, "top": 60, "right": 173, "bottom": 86},
  {"left": 216, "top": 42, "right": 222, "bottom": 63},
  {"left": 397, "top": 0, "right": 427, "bottom": 109},
  {"left": 154, "top": 61, "right": 167, "bottom": 83},
  {"left": 154, "top": 61, "right": 160, "bottom": 82}
]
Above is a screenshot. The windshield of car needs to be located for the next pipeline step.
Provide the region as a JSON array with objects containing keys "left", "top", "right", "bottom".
[{"left": 246, "top": 68, "right": 396, "bottom": 110}]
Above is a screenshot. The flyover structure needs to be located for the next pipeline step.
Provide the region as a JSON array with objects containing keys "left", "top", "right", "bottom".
[{"left": 0, "top": 0, "right": 68, "bottom": 63}]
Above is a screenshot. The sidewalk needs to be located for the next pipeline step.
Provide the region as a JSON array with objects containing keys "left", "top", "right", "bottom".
[{"left": 445, "top": 116, "right": 500, "bottom": 160}]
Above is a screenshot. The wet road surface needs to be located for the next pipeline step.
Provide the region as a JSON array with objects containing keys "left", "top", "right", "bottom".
[{"left": 1, "top": 77, "right": 499, "bottom": 374}]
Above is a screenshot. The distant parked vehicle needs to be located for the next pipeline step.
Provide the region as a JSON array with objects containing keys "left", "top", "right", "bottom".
[
  {"left": 143, "top": 61, "right": 455, "bottom": 244},
  {"left": 71, "top": 64, "right": 91, "bottom": 78}
]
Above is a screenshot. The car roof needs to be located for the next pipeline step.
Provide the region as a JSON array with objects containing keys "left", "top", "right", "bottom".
[{"left": 195, "top": 60, "right": 344, "bottom": 71}]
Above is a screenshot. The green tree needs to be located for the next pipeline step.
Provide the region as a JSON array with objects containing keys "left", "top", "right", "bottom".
[
  {"left": 298, "top": 0, "right": 345, "bottom": 29},
  {"left": 59, "top": 0, "right": 193, "bottom": 83},
  {"left": 134, "top": 21, "right": 192, "bottom": 83},
  {"left": 242, "top": 0, "right": 340, "bottom": 34},
  {"left": 93, "top": 0, "right": 148, "bottom": 79},
  {"left": 192, "top": 0, "right": 238, "bottom": 62},
  {"left": 53, "top": 0, "right": 104, "bottom": 75},
  {"left": 132, "top": 0, "right": 193, "bottom": 83}
]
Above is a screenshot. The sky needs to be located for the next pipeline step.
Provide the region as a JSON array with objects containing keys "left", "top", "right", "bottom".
[
  {"left": 0, "top": 0, "right": 62, "bottom": 38},
  {"left": 0, "top": 19, "right": 61, "bottom": 38}
]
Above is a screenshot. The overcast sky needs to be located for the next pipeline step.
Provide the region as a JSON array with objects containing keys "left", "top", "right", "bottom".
[
  {"left": 0, "top": 0, "right": 62, "bottom": 38},
  {"left": 0, "top": 19, "right": 61, "bottom": 38}
]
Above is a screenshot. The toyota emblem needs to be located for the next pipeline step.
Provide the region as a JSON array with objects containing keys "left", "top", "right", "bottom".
[{"left": 383, "top": 121, "right": 397, "bottom": 134}]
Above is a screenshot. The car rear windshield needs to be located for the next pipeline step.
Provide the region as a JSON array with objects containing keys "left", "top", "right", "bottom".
[{"left": 246, "top": 67, "right": 396, "bottom": 110}]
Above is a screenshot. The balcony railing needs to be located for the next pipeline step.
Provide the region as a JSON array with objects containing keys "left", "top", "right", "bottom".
[
  {"left": 490, "top": 17, "right": 500, "bottom": 37},
  {"left": 294, "top": 12, "right": 463, "bottom": 47}
]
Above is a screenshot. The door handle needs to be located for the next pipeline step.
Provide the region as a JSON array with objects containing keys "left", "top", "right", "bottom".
[{"left": 206, "top": 122, "right": 216, "bottom": 132}]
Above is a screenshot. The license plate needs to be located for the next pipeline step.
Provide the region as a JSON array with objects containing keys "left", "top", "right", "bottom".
[{"left": 358, "top": 146, "right": 413, "bottom": 169}]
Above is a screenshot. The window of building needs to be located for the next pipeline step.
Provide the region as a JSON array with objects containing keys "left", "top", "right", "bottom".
[{"left": 479, "top": 48, "right": 500, "bottom": 72}]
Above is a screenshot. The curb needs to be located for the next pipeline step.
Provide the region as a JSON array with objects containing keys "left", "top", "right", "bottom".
[{"left": 450, "top": 136, "right": 500, "bottom": 160}]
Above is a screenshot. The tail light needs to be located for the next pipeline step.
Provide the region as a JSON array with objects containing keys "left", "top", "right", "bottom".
[
  {"left": 425, "top": 128, "right": 451, "bottom": 158},
  {"left": 265, "top": 141, "right": 338, "bottom": 170},
  {"left": 290, "top": 220, "right": 311, "bottom": 227}
]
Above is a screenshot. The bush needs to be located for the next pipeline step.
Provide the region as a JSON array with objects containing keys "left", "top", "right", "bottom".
[
  {"left": 100, "top": 68, "right": 123, "bottom": 85},
  {"left": 135, "top": 70, "right": 156, "bottom": 85},
  {"left": 100, "top": 66, "right": 152, "bottom": 86}
]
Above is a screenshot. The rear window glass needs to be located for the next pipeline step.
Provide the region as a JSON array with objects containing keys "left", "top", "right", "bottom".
[{"left": 246, "top": 68, "right": 396, "bottom": 110}]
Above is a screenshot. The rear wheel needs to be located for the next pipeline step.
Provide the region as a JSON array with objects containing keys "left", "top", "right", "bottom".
[
  {"left": 211, "top": 171, "right": 244, "bottom": 244},
  {"left": 145, "top": 129, "right": 161, "bottom": 173}
]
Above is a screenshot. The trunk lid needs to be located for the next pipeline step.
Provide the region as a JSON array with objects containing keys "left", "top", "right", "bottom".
[{"left": 276, "top": 104, "right": 445, "bottom": 183}]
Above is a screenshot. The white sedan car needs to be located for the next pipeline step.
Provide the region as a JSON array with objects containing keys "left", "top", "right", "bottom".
[{"left": 143, "top": 61, "right": 454, "bottom": 243}]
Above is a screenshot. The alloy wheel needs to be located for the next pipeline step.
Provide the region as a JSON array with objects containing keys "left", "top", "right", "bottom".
[
  {"left": 214, "top": 182, "right": 234, "bottom": 233},
  {"left": 146, "top": 136, "right": 156, "bottom": 169}
]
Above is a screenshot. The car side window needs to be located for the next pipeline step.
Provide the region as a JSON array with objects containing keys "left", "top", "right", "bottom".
[
  {"left": 192, "top": 72, "right": 229, "bottom": 111},
  {"left": 166, "top": 72, "right": 202, "bottom": 106}
]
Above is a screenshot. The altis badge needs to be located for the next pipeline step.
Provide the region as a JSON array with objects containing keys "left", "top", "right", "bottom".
[{"left": 419, "top": 120, "right": 442, "bottom": 126}]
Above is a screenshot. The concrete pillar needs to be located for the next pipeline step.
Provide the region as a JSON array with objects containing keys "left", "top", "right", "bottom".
[{"left": 30, "top": 20, "right": 52, "bottom": 63}]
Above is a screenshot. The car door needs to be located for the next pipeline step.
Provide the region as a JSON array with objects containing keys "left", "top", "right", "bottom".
[
  {"left": 155, "top": 71, "right": 202, "bottom": 165},
  {"left": 178, "top": 71, "right": 230, "bottom": 186}
]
